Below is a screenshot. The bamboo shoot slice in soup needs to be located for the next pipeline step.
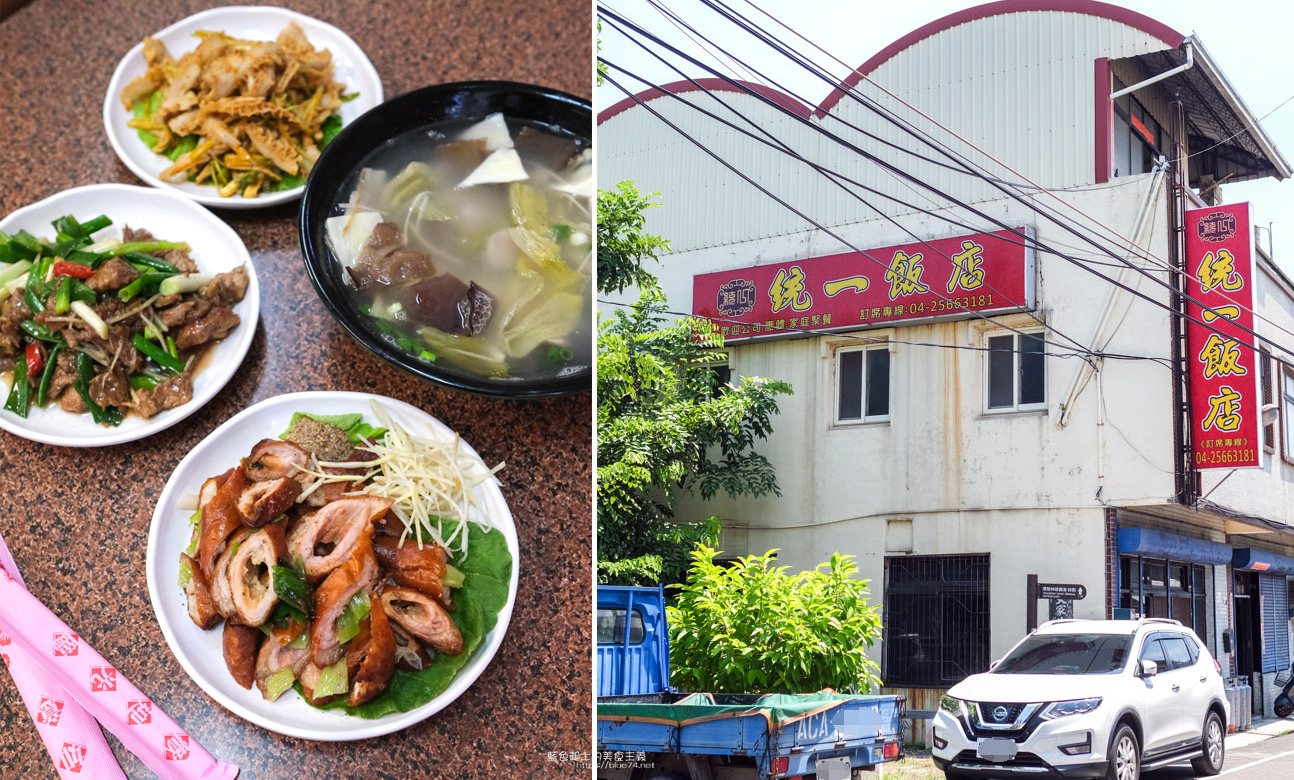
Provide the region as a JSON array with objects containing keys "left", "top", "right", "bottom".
[{"left": 325, "top": 114, "right": 591, "bottom": 382}]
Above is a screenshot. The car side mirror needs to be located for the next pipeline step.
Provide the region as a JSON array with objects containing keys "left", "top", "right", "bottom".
[{"left": 1137, "top": 659, "right": 1158, "bottom": 678}]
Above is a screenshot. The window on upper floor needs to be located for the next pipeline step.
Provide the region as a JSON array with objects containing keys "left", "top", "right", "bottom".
[
  {"left": 1282, "top": 368, "right": 1294, "bottom": 462},
  {"left": 986, "top": 331, "right": 1046, "bottom": 412},
  {"left": 1112, "top": 80, "right": 1167, "bottom": 178},
  {"left": 1261, "top": 347, "right": 1276, "bottom": 453},
  {"left": 836, "top": 345, "right": 890, "bottom": 424}
]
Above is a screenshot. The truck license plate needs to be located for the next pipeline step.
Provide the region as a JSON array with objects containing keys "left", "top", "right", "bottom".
[
  {"left": 977, "top": 738, "right": 1018, "bottom": 762},
  {"left": 815, "top": 756, "right": 851, "bottom": 780}
]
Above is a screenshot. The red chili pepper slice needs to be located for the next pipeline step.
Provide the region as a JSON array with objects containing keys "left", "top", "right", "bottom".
[
  {"left": 25, "top": 342, "right": 45, "bottom": 377},
  {"left": 51, "top": 260, "right": 95, "bottom": 279}
]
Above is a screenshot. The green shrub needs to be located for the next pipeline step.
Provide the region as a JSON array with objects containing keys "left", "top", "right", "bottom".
[{"left": 668, "top": 545, "right": 882, "bottom": 694}]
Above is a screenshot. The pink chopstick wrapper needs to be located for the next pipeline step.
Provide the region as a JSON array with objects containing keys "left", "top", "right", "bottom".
[
  {"left": 0, "top": 538, "right": 126, "bottom": 780},
  {"left": 0, "top": 534, "right": 238, "bottom": 780}
]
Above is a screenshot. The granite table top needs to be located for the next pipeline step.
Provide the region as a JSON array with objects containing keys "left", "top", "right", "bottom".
[{"left": 0, "top": 1, "right": 592, "bottom": 777}]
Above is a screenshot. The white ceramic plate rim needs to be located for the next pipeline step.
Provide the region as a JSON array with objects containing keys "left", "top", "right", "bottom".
[
  {"left": 0, "top": 183, "right": 259, "bottom": 447},
  {"left": 145, "top": 391, "right": 519, "bottom": 741},
  {"left": 103, "top": 6, "right": 384, "bottom": 210}
]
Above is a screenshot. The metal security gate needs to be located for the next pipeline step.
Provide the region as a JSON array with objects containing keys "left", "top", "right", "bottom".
[{"left": 883, "top": 554, "right": 990, "bottom": 687}]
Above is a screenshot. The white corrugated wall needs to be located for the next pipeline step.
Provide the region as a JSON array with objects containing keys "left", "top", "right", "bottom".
[{"left": 599, "top": 7, "right": 1174, "bottom": 255}]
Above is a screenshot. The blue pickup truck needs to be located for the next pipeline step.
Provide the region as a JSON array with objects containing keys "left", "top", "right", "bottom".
[{"left": 596, "top": 585, "right": 907, "bottom": 780}]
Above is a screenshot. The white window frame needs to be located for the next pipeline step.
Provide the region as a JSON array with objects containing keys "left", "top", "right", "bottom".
[
  {"left": 1261, "top": 347, "right": 1277, "bottom": 455},
  {"left": 1281, "top": 367, "right": 1294, "bottom": 463},
  {"left": 984, "top": 329, "right": 1047, "bottom": 413},
  {"left": 834, "top": 344, "right": 891, "bottom": 426}
]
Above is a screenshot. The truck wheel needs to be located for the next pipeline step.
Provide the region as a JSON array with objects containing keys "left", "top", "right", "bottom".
[
  {"left": 1105, "top": 724, "right": 1139, "bottom": 780},
  {"left": 1190, "top": 711, "right": 1225, "bottom": 775}
]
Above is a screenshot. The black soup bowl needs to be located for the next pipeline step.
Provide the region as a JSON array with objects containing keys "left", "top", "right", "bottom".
[{"left": 299, "top": 81, "right": 592, "bottom": 398}]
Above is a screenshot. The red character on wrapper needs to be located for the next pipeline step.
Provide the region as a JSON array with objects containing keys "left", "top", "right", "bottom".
[
  {"left": 165, "top": 733, "right": 191, "bottom": 761},
  {"left": 53, "top": 632, "right": 79, "bottom": 657},
  {"left": 59, "top": 742, "right": 87, "bottom": 773},
  {"left": 127, "top": 700, "right": 152, "bottom": 725},
  {"left": 91, "top": 666, "right": 116, "bottom": 692},
  {"left": 37, "top": 696, "right": 64, "bottom": 726}
]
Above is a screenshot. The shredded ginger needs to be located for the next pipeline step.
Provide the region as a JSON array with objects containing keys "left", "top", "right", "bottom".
[{"left": 305, "top": 400, "right": 504, "bottom": 560}]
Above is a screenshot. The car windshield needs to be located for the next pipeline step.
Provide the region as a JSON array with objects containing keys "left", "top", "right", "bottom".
[{"left": 992, "top": 633, "right": 1131, "bottom": 675}]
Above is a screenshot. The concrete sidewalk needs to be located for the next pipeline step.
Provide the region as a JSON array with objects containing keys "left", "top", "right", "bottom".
[{"left": 1226, "top": 717, "right": 1293, "bottom": 749}]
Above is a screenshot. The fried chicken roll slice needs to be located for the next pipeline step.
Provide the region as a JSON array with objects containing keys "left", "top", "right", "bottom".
[
  {"left": 381, "top": 586, "right": 463, "bottom": 655},
  {"left": 245, "top": 439, "right": 311, "bottom": 487},
  {"left": 211, "top": 528, "right": 251, "bottom": 619},
  {"left": 307, "top": 448, "right": 379, "bottom": 507},
  {"left": 229, "top": 526, "right": 288, "bottom": 625},
  {"left": 309, "top": 534, "right": 380, "bottom": 668},
  {"left": 372, "top": 536, "right": 453, "bottom": 611},
  {"left": 235, "top": 476, "right": 301, "bottom": 528},
  {"left": 390, "top": 621, "right": 433, "bottom": 672},
  {"left": 223, "top": 622, "right": 261, "bottom": 690},
  {"left": 287, "top": 496, "right": 392, "bottom": 583},
  {"left": 197, "top": 465, "right": 248, "bottom": 577},
  {"left": 344, "top": 602, "right": 396, "bottom": 706},
  {"left": 255, "top": 618, "right": 310, "bottom": 700},
  {"left": 180, "top": 552, "right": 220, "bottom": 629}
]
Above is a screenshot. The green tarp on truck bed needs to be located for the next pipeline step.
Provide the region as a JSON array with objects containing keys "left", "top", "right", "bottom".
[{"left": 597, "top": 691, "right": 875, "bottom": 729}]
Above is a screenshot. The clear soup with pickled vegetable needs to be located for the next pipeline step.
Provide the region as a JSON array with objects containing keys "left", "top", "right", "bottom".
[{"left": 325, "top": 114, "right": 591, "bottom": 383}]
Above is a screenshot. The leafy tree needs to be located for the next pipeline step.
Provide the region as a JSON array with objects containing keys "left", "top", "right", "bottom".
[
  {"left": 597, "top": 20, "right": 606, "bottom": 86},
  {"left": 597, "top": 181, "right": 669, "bottom": 296},
  {"left": 596, "top": 183, "right": 792, "bottom": 585},
  {"left": 668, "top": 546, "right": 883, "bottom": 694}
]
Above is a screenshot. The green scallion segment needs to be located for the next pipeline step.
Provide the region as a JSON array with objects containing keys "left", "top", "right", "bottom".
[
  {"left": 133, "top": 333, "right": 185, "bottom": 374},
  {"left": 3, "top": 356, "right": 29, "bottom": 418},
  {"left": 54, "top": 276, "right": 71, "bottom": 314},
  {"left": 35, "top": 344, "right": 61, "bottom": 407},
  {"left": 335, "top": 591, "right": 372, "bottom": 645},
  {"left": 313, "top": 659, "right": 348, "bottom": 699},
  {"left": 444, "top": 564, "right": 465, "bottom": 589},
  {"left": 264, "top": 668, "right": 296, "bottom": 702}
]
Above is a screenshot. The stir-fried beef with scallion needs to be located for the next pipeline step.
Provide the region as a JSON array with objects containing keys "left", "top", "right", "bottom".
[{"left": 0, "top": 214, "right": 247, "bottom": 424}]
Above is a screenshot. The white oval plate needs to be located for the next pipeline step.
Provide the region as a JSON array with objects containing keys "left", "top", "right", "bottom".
[
  {"left": 0, "top": 184, "right": 259, "bottom": 447},
  {"left": 103, "top": 6, "right": 383, "bottom": 210},
  {"left": 145, "top": 391, "right": 519, "bottom": 741}
]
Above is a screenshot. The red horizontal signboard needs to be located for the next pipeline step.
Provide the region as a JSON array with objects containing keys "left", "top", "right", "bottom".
[
  {"left": 691, "top": 228, "right": 1035, "bottom": 340},
  {"left": 1186, "top": 203, "right": 1262, "bottom": 470}
]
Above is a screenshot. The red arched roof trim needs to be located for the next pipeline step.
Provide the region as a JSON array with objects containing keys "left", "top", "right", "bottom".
[
  {"left": 597, "top": 78, "right": 812, "bottom": 125},
  {"left": 814, "top": 0, "right": 1185, "bottom": 117}
]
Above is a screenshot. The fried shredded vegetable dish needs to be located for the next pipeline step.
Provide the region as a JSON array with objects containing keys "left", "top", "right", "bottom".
[{"left": 120, "top": 22, "right": 350, "bottom": 198}]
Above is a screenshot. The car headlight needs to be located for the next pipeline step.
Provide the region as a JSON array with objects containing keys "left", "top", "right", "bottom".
[
  {"left": 939, "top": 695, "right": 964, "bottom": 716},
  {"left": 1040, "top": 698, "right": 1102, "bottom": 720}
]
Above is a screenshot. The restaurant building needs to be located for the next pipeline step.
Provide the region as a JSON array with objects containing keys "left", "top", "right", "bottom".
[{"left": 599, "top": 1, "right": 1294, "bottom": 720}]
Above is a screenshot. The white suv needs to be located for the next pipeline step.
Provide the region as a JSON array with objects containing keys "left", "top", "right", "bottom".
[{"left": 931, "top": 619, "right": 1227, "bottom": 780}]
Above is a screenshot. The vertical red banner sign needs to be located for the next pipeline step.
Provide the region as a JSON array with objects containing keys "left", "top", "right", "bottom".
[{"left": 1185, "top": 203, "right": 1261, "bottom": 469}]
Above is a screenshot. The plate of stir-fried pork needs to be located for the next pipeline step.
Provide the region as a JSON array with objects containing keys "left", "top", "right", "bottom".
[
  {"left": 146, "top": 391, "right": 518, "bottom": 740},
  {"left": 0, "top": 184, "right": 258, "bottom": 446},
  {"left": 103, "top": 6, "right": 383, "bottom": 209}
]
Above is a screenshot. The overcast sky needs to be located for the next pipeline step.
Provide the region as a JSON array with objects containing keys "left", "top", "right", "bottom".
[{"left": 597, "top": 0, "right": 1294, "bottom": 265}]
